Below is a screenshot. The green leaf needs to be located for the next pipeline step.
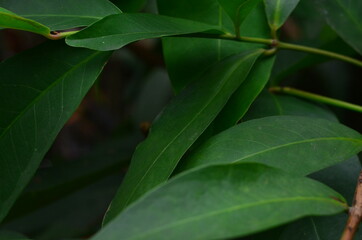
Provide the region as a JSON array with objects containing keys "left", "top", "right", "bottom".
[
  {"left": 158, "top": 0, "right": 270, "bottom": 92},
  {"left": 213, "top": 56, "right": 275, "bottom": 133},
  {"left": 0, "top": 0, "right": 121, "bottom": 30},
  {"left": 184, "top": 56, "right": 275, "bottom": 153},
  {"left": 111, "top": 0, "right": 147, "bottom": 12},
  {"left": 263, "top": 0, "right": 300, "bottom": 31},
  {"left": 0, "top": 41, "right": 111, "bottom": 223},
  {"left": 0, "top": 7, "right": 50, "bottom": 36},
  {"left": 66, "top": 13, "right": 223, "bottom": 51},
  {"left": 218, "top": 0, "right": 262, "bottom": 34},
  {"left": 279, "top": 157, "right": 362, "bottom": 240},
  {"left": 157, "top": 0, "right": 234, "bottom": 29},
  {"left": 103, "top": 50, "right": 263, "bottom": 223},
  {"left": 244, "top": 91, "right": 339, "bottom": 122},
  {"left": 316, "top": 0, "right": 362, "bottom": 55},
  {"left": 91, "top": 163, "right": 347, "bottom": 240},
  {"left": 183, "top": 116, "right": 362, "bottom": 174},
  {"left": 0, "top": 231, "right": 30, "bottom": 240}
]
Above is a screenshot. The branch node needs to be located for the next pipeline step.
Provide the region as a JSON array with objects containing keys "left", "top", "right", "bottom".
[{"left": 340, "top": 170, "right": 362, "bottom": 240}]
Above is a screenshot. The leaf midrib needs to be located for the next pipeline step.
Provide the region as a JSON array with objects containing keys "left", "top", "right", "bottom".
[
  {"left": 272, "top": 0, "right": 282, "bottom": 28},
  {"left": 193, "top": 136, "right": 361, "bottom": 167},
  {"left": 121, "top": 50, "right": 261, "bottom": 208},
  {"left": 130, "top": 196, "right": 345, "bottom": 239},
  {"left": 70, "top": 30, "right": 199, "bottom": 41},
  {"left": 69, "top": 26, "right": 221, "bottom": 42},
  {"left": 231, "top": 137, "right": 362, "bottom": 163},
  {"left": 22, "top": 14, "right": 103, "bottom": 20},
  {"left": 0, "top": 51, "right": 102, "bottom": 142}
]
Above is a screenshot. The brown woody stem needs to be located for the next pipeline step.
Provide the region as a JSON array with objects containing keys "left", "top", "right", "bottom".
[{"left": 341, "top": 171, "right": 362, "bottom": 240}]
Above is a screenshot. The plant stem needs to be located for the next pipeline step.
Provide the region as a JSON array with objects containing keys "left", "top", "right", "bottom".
[
  {"left": 217, "top": 33, "right": 274, "bottom": 45},
  {"left": 277, "top": 42, "right": 362, "bottom": 68},
  {"left": 215, "top": 34, "right": 362, "bottom": 67},
  {"left": 340, "top": 171, "right": 362, "bottom": 240},
  {"left": 269, "top": 86, "right": 362, "bottom": 113}
]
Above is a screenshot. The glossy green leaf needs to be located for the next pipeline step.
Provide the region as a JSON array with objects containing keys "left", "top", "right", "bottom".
[
  {"left": 0, "top": 231, "right": 30, "bottom": 240},
  {"left": 317, "top": 0, "right": 362, "bottom": 55},
  {"left": 66, "top": 13, "right": 223, "bottom": 51},
  {"left": 158, "top": 0, "right": 270, "bottom": 92},
  {"left": 0, "top": 41, "right": 111, "bottom": 223},
  {"left": 218, "top": 0, "right": 262, "bottom": 33},
  {"left": 92, "top": 163, "right": 347, "bottom": 240},
  {"left": 0, "top": 0, "right": 121, "bottom": 30},
  {"left": 103, "top": 50, "right": 263, "bottom": 223},
  {"left": 183, "top": 116, "right": 362, "bottom": 174},
  {"left": 263, "top": 0, "right": 300, "bottom": 30},
  {"left": 0, "top": 7, "right": 50, "bottom": 36},
  {"left": 157, "top": 0, "right": 234, "bottom": 28},
  {"left": 111, "top": 0, "right": 147, "bottom": 12},
  {"left": 244, "top": 91, "right": 338, "bottom": 122},
  {"left": 279, "top": 157, "right": 362, "bottom": 240},
  {"left": 184, "top": 56, "right": 275, "bottom": 153},
  {"left": 213, "top": 56, "right": 275, "bottom": 133}
]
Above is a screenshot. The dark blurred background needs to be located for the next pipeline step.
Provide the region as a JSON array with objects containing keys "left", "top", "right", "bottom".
[{"left": 0, "top": 0, "right": 360, "bottom": 239}]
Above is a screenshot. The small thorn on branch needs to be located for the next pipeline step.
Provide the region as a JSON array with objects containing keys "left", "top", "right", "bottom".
[{"left": 340, "top": 170, "right": 362, "bottom": 240}]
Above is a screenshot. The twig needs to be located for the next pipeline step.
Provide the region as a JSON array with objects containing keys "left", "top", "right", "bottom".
[
  {"left": 269, "top": 86, "right": 362, "bottom": 113},
  {"left": 340, "top": 171, "right": 362, "bottom": 240},
  {"left": 176, "top": 33, "right": 362, "bottom": 68}
]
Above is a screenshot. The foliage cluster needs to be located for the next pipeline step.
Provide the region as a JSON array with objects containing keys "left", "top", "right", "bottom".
[{"left": 0, "top": 0, "right": 361, "bottom": 239}]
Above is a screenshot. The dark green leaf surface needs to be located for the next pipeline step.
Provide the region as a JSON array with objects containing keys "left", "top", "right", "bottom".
[
  {"left": 66, "top": 13, "right": 222, "bottom": 51},
  {"left": 218, "top": 0, "right": 262, "bottom": 32},
  {"left": 92, "top": 163, "right": 347, "bottom": 240},
  {"left": 263, "top": 0, "right": 300, "bottom": 30},
  {"left": 213, "top": 56, "right": 275, "bottom": 133},
  {"left": 244, "top": 91, "right": 338, "bottom": 122},
  {"left": 158, "top": 0, "right": 270, "bottom": 92},
  {"left": 0, "top": 0, "right": 121, "bottom": 30},
  {"left": 0, "top": 41, "right": 111, "bottom": 222},
  {"left": 185, "top": 56, "right": 275, "bottom": 152},
  {"left": 317, "top": 0, "right": 362, "bottom": 55},
  {"left": 0, "top": 7, "right": 50, "bottom": 36},
  {"left": 111, "top": 0, "right": 146, "bottom": 12},
  {"left": 183, "top": 116, "right": 362, "bottom": 174},
  {"left": 103, "top": 50, "right": 263, "bottom": 223},
  {"left": 279, "top": 157, "right": 362, "bottom": 240}
]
